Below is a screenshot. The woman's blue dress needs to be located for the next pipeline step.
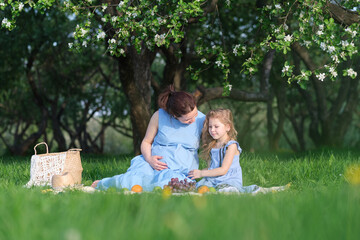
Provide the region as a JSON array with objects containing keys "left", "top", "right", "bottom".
[
  {"left": 196, "top": 140, "right": 260, "bottom": 193},
  {"left": 96, "top": 108, "right": 205, "bottom": 191}
]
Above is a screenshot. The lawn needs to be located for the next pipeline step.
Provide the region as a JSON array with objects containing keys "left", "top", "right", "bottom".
[{"left": 0, "top": 150, "right": 359, "bottom": 240}]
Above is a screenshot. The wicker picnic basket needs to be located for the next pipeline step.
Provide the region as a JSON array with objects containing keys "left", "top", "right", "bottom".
[{"left": 25, "top": 142, "right": 83, "bottom": 188}]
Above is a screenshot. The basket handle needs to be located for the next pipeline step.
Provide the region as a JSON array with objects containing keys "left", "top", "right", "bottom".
[
  {"left": 34, "top": 142, "right": 49, "bottom": 155},
  {"left": 68, "top": 148, "right": 82, "bottom": 152}
]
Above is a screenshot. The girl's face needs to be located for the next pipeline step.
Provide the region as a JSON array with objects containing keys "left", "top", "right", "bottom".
[
  {"left": 208, "top": 117, "right": 230, "bottom": 142},
  {"left": 177, "top": 107, "right": 198, "bottom": 124}
]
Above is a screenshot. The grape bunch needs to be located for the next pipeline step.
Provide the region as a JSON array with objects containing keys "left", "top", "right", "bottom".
[{"left": 164, "top": 178, "right": 196, "bottom": 193}]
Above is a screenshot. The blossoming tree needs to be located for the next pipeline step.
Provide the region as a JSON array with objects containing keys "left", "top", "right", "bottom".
[{"left": 1, "top": 0, "right": 359, "bottom": 151}]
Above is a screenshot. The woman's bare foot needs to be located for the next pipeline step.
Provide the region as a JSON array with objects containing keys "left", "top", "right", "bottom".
[{"left": 91, "top": 180, "right": 100, "bottom": 188}]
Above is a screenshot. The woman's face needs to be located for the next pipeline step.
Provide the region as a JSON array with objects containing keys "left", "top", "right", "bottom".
[{"left": 177, "top": 107, "right": 198, "bottom": 124}]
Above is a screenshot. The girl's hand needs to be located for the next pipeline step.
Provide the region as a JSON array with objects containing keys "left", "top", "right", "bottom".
[
  {"left": 188, "top": 169, "right": 202, "bottom": 179},
  {"left": 147, "top": 155, "right": 168, "bottom": 171}
]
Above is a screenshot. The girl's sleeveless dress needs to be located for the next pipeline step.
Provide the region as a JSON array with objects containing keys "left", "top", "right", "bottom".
[
  {"left": 196, "top": 140, "right": 260, "bottom": 193},
  {"left": 96, "top": 108, "right": 205, "bottom": 191}
]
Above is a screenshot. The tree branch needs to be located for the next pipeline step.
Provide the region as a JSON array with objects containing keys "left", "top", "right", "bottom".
[
  {"left": 194, "top": 85, "right": 268, "bottom": 106},
  {"left": 326, "top": 1, "right": 360, "bottom": 26}
]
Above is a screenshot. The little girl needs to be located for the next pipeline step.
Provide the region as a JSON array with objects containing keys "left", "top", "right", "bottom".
[{"left": 188, "top": 108, "right": 260, "bottom": 193}]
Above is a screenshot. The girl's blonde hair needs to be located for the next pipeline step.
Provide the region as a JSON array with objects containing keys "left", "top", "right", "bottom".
[{"left": 201, "top": 108, "right": 237, "bottom": 166}]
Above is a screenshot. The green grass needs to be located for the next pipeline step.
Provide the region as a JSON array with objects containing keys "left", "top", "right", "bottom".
[{"left": 0, "top": 150, "right": 359, "bottom": 240}]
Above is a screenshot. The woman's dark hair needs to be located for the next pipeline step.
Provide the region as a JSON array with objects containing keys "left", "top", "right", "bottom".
[{"left": 157, "top": 85, "right": 196, "bottom": 117}]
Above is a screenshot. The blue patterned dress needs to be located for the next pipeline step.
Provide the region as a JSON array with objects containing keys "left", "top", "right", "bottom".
[
  {"left": 196, "top": 140, "right": 260, "bottom": 193},
  {"left": 96, "top": 108, "right": 205, "bottom": 191}
]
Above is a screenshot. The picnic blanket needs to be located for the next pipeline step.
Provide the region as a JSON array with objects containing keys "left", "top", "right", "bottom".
[{"left": 41, "top": 183, "right": 290, "bottom": 195}]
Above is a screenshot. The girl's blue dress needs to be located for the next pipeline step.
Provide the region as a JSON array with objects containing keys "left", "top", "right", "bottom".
[
  {"left": 196, "top": 140, "right": 260, "bottom": 193},
  {"left": 96, "top": 108, "right": 205, "bottom": 191}
]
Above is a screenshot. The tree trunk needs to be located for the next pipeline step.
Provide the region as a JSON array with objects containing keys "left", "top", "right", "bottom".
[
  {"left": 51, "top": 101, "right": 67, "bottom": 151},
  {"left": 117, "top": 46, "right": 155, "bottom": 155},
  {"left": 292, "top": 42, "right": 359, "bottom": 147},
  {"left": 11, "top": 109, "right": 48, "bottom": 155}
]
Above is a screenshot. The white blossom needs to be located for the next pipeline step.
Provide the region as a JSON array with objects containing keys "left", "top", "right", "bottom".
[
  {"left": 340, "top": 52, "right": 346, "bottom": 59},
  {"left": 284, "top": 35, "right": 292, "bottom": 42},
  {"left": 215, "top": 61, "right": 222, "bottom": 67},
  {"left": 329, "top": 67, "right": 338, "bottom": 78},
  {"left": 299, "top": 26, "right": 304, "bottom": 33},
  {"left": 102, "top": 5, "right": 107, "bottom": 12},
  {"left": 351, "top": 30, "right": 357, "bottom": 37},
  {"left": 319, "top": 24, "right": 324, "bottom": 31},
  {"left": 0, "top": 3, "right": 5, "bottom": 7},
  {"left": 316, "top": 73, "right": 326, "bottom": 81},
  {"left": 200, "top": 58, "right": 206, "bottom": 63},
  {"left": 118, "top": 1, "right": 125, "bottom": 7},
  {"left": 2, "top": 18, "right": 11, "bottom": 28},
  {"left": 82, "top": 41, "right": 87, "bottom": 47},
  {"left": 249, "top": 67, "right": 254, "bottom": 73},
  {"left": 227, "top": 84, "right": 232, "bottom": 91},
  {"left": 19, "top": 2, "right": 24, "bottom": 11},
  {"left": 320, "top": 42, "right": 327, "bottom": 51},
  {"left": 97, "top": 31, "right": 106, "bottom": 40},
  {"left": 283, "top": 24, "right": 288, "bottom": 31},
  {"left": 101, "top": 17, "right": 106, "bottom": 22},
  {"left": 345, "top": 27, "right": 352, "bottom": 34},
  {"left": 327, "top": 46, "right": 335, "bottom": 53},
  {"left": 347, "top": 68, "right": 357, "bottom": 78},
  {"left": 331, "top": 55, "right": 340, "bottom": 64},
  {"left": 119, "top": 49, "right": 125, "bottom": 55},
  {"left": 233, "top": 48, "right": 238, "bottom": 56},
  {"left": 282, "top": 65, "right": 289, "bottom": 73},
  {"left": 111, "top": 16, "right": 117, "bottom": 23},
  {"left": 345, "top": 27, "right": 357, "bottom": 38},
  {"left": 303, "top": 40, "right": 311, "bottom": 47},
  {"left": 154, "top": 34, "right": 166, "bottom": 46},
  {"left": 68, "top": 43, "right": 73, "bottom": 48},
  {"left": 80, "top": 28, "right": 88, "bottom": 37},
  {"left": 275, "top": 4, "right": 281, "bottom": 9},
  {"left": 341, "top": 40, "right": 349, "bottom": 48},
  {"left": 317, "top": 30, "right": 323, "bottom": 36}
]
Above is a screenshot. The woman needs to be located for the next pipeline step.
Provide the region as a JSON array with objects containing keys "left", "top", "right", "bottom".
[{"left": 92, "top": 86, "right": 205, "bottom": 191}]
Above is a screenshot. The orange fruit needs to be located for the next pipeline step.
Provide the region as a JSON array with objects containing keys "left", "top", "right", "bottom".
[
  {"left": 131, "top": 185, "right": 143, "bottom": 193},
  {"left": 197, "top": 185, "right": 210, "bottom": 194}
]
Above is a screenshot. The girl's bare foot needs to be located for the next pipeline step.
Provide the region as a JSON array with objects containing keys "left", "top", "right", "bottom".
[{"left": 91, "top": 180, "right": 100, "bottom": 188}]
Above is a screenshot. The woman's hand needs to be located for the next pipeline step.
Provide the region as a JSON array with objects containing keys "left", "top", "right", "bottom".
[
  {"left": 147, "top": 155, "right": 168, "bottom": 171},
  {"left": 188, "top": 169, "right": 202, "bottom": 179}
]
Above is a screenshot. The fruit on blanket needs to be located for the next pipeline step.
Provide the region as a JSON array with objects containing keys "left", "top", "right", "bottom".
[
  {"left": 131, "top": 185, "right": 143, "bottom": 192},
  {"left": 209, "top": 187, "right": 216, "bottom": 193},
  {"left": 162, "top": 186, "right": 172, "bottom": 198},
  {"left": 197, "top": 185, "right": 210, "bottom": 194},
  {"left": 166, "top": 177, "right": 196, "bottom": 193}
]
